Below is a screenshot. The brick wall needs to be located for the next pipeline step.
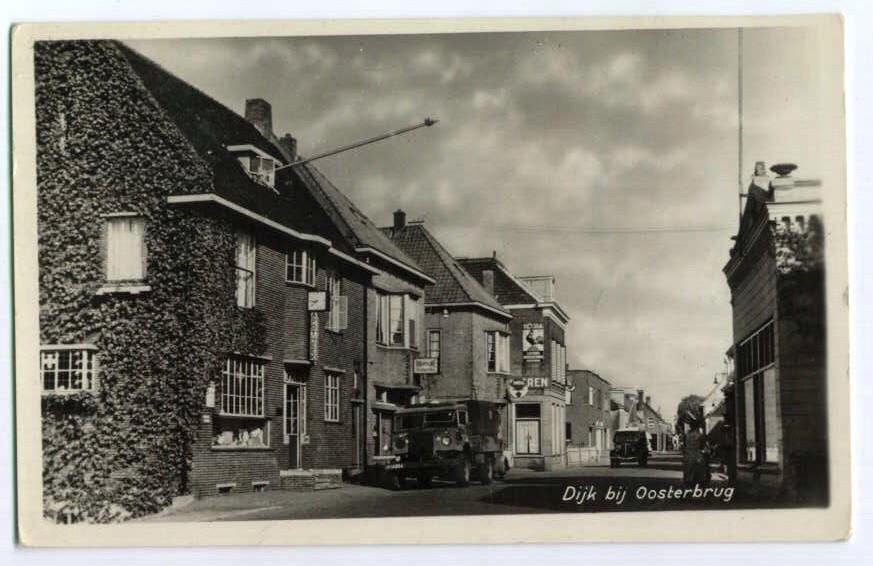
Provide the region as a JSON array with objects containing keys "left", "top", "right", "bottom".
[{"left": 191, "top": 232, "right": 367, "bottom": 495}]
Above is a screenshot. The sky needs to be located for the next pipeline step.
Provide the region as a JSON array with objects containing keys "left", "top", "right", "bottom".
[{"left": 126, "top": 25, "right": 836, "bottom": 417}]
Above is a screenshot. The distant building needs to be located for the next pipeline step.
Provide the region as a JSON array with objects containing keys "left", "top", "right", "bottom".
[
  {"left": 723, "top": 163, "right": 826, "bottom": 503},
  {"left": 459, "top": 256, "right": 571, "bottom": 470},
  {"left": 565, "top": 370, "right": 612, "bottom": 465}
]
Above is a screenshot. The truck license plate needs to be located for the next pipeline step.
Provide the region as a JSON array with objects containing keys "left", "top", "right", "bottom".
[{"left": 385, "top": 463, "right": 403, "bottom": 470}]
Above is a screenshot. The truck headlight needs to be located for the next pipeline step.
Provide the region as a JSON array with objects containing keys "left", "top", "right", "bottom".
[
  {"left": 394, "top": 435, "right": 408, "bottom": 450},
  {"left": 440, "top": 436, "right": 451, "bottom": 447}
]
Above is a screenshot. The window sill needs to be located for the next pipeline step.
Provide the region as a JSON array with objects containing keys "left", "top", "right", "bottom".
[
  {"left": 96, "top": 283, "right": 151, "bottom": 296},
  {"left": 285, "top": 280, "right": 316, "bottom": 289},
  {"left": 210, "top": 446, "right": 274, "bottom": 452},
  {"left": 376, "top": 344, "right": 415, "bottom": 351},
  {"left": 324, "top": 328, "right": 344, "bottom": 335},
  {"left": 41, "top": 389, "right": 96, "bottom": 397},
  {"left": 216, "top": 413, "right": 268, "bottom": 420}
]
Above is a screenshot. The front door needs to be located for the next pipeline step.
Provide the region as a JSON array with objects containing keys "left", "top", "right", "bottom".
[{"left": 285, "top": 383, "right": 301, "bottom": 469}]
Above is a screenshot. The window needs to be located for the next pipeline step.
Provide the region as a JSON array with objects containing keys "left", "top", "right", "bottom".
[
  {"left": 236, "top": 231, "right": 256, "bottom": 308},
  {"left": 427, "top": 330, "right": 441, "bottom": 369},
  {"left": 376, "top": 293, "right": 418, "bottom": 347},
  {"left": 406, "top": 296, "right": 418, "bottom": 348},
  {"left": 326, "top": 276, "right": 348, "bottom": 331},
  {"left": 514, "top": 403, "right": 541, "bottom": 454},
  {"left": 220, "top": 358, "right": 264, "bottom": 417},
  {"left": 41, "top": 347, "right": 97, "bottom": 392},
  {"left": 588, "top": 386, "right": 594, "bottom": 406},
  {"left": 249, "top": 156, "right": 275, "bottom": 187},
  {"left": 737, "top": 320, "right": 779, "bottom": 464},
  {"left": 105, "top": 215, "right": 146, "bottom": 281},
  {"left": 486, "top": 331, "right": 509, "bottom": 373},
  {"left": 550, "top": 340, "right": 566, "bottom": 384},
  {"left": 286, "top": 250, "right": 316, "bottom": 286},
  {"left": 566, "top": 422, "right": 572, "bottom": 441},
  {"left": 325, "top": 373, "right": 340, "bottom": 422}
]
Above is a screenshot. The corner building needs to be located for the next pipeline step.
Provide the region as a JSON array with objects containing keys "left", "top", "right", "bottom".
[{"left": 459, "top": 256, "right": 571, "bottom": 471}]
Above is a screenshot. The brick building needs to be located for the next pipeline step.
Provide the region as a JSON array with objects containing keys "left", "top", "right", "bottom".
[
  {"left": 383, "top": 215, "right": 513, "bottom": 404},
  {"left": 565, "top": 370, "right": 612, "bottom": 465},
  {"left": 459, "top": 256, "right": 571, "bottom": 470},
  {"left": 35, "top": 41, "right": 433, "bottom": 519},
  {"left": 722, "top": 163, "right": 826, "bottom": 503}
]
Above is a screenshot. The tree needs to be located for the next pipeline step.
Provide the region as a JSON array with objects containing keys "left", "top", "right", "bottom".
[{"left": 676, "top": 395, "right": 705, "bottom": 429}]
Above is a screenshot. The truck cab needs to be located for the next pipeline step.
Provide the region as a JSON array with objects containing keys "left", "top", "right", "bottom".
[{"left": 384, "top": 400, "right": 506, "bottom": 488}]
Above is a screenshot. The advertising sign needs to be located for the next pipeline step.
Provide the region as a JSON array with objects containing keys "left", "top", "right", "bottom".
[
  {"left": 522, "top": 323, "right": 544, "bottom": 362},
  {"left": 413, "top": 357, "right": 439, "bottom": 374}
]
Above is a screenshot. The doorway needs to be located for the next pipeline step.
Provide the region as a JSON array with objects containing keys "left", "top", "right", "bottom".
[{"left": 285, "top": 382, "right": 303, "bottom": 469}]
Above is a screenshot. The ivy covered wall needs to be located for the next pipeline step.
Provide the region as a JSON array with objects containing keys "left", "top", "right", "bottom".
[{"left": 36, "top": 41, "right": 263, "bottom": 522}]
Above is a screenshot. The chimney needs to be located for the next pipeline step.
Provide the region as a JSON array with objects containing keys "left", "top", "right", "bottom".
[
  {"left": 278, "top": 133, "right": 297, "bottom": 162},
  {"left": 645, "top": 396, "right": 651, "bottom": 407},
  {"left": 393, "top": 209, "right": 406, "bottom": 232},
  {"left": 482, "top": 270, "right": 495, "bottom": 295},
  {"left": 245, "top": 98, "right": 273, "bottom": 138}
]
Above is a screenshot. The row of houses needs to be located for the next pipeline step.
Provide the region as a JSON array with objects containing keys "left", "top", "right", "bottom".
[
  {"left": 39, "top": 40, "right": 627, "bottom": 522},
  {"left": 720, "top": 163, "right": 827, "bottom": 504}
]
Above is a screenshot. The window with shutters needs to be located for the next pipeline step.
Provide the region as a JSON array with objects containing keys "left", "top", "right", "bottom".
[
  {"left": 486, "top": 331, "right": 509, "bottom": 373},
  {"left": 376, "top": 292, "right": 418, "bottom": 348}
]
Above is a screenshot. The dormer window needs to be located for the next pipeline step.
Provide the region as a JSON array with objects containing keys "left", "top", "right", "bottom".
[
  {"left": 248, "top": 156, "right": 275, "bottom": 187},
  {"left": 227, "top": 144, "right": 280, "bottom": 190}
]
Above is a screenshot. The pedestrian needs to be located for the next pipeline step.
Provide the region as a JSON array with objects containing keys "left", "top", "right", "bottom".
[{"left": 682, "top": 418, "right": 710, "bottom": 487}]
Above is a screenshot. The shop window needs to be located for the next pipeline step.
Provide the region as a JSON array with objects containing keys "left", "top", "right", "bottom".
[
  {"left": 737, "top": 321, "right": 779, "bottom": 465},
  {"left": 214, "top": 357, "right": 267, "bottom": 448},
  {"left": 40, "top": 347, "right": 97, "bottom": 392}
]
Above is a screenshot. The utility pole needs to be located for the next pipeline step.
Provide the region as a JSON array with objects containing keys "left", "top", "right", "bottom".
[{"left": 275, "top": 118, "right": 438, "bottom": 171}]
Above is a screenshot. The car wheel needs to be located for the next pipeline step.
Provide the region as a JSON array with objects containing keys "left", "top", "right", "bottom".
[
  {"left": 478, "top": 459, "right": 494, "bottom": 485},
  {"left": 455, "top": 458, "right": 471, "bottom": 487},
  {"left": 387, "top": 473, "right": 403, "bottom": 491}
]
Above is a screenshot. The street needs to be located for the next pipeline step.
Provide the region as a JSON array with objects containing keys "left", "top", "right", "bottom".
[{"left": 142, "top": 458, "right": 773, "bottom": 523}]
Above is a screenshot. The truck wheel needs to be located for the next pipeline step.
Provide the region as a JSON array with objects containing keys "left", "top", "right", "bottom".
[
  {"left": 610, "top": 459, "right": 619, "bottom": 468},
  {"left": 478, "top": 459, "right": 494, "bottom": 485},
  {"left": 455, "top": 458, "right": 471, "bottom": 487},
  {"left": 387, "top": 472, "right": 403, "bottom": 491},
  {"left": 638, "top": 457, "right": 648, "bottom": 468},
  {"left": 417, "top": 472, "right": 433, "bottom": 488}
]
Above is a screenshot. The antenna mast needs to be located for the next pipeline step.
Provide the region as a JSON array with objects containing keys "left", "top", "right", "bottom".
[
  {"left": 737, "top": 27, "right": 744, "bottom": 223},
  {"left": 275, "top": 117, "right": 438, "bottom": 171}
]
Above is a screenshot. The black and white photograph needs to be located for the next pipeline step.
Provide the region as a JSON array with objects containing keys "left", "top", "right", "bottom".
[{"left": 10, "top": 15, "right": 851, "bottom": 545}]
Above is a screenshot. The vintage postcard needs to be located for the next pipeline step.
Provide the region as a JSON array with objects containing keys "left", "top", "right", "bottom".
[{"left": 11, "top": 15, "right": 849, "bottom": 545}]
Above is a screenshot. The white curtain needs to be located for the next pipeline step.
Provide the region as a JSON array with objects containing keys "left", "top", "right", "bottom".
[{"left": 107, "top": 217, "right": 145, "bottom": 280}]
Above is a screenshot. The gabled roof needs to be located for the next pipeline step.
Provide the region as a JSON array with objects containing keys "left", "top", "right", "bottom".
[
  {"left": 382, "top": 223, "right": 510, "bottom": 319},
  {"left": 117, "top": 42, "right": 424, "bottom": 279},
  {"left": 566, "top": 369, "right": 611, "bottom": 388},
  {"left": 116, "top": 43, "right": 335, "bottom": 238},
  {"left": 289, "top": 164, "right": 429, "bottom": 283},
  {"left": 456, "top": 257, "right": 540, "bottom": 305}
]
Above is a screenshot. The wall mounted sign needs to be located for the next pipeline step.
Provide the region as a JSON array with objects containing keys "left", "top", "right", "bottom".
[
  {"left": 507, "top": 378, "right": 529, "bottom": 399},
  {"left": 309, "top": 312, "right": 320, "bottom": 360},
  {"left": 413, "top": 357, "right": 439, "bottom": 374},
  {"left": 522, "top": 323, "right": 544, "bottom": 362}
]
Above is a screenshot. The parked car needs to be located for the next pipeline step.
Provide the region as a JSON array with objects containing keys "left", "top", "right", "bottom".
[{"left": 610, "top": 429, "right": 651, "bottom": 467}]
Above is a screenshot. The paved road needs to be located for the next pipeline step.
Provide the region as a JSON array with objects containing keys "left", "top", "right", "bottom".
[{"left": 144, "top": 462, "right": 774, "bottom": 523}]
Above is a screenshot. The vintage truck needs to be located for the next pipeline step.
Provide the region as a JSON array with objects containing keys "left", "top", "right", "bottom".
[{"left": 383, "top": 400, "right": 507, "bottom": 488}]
